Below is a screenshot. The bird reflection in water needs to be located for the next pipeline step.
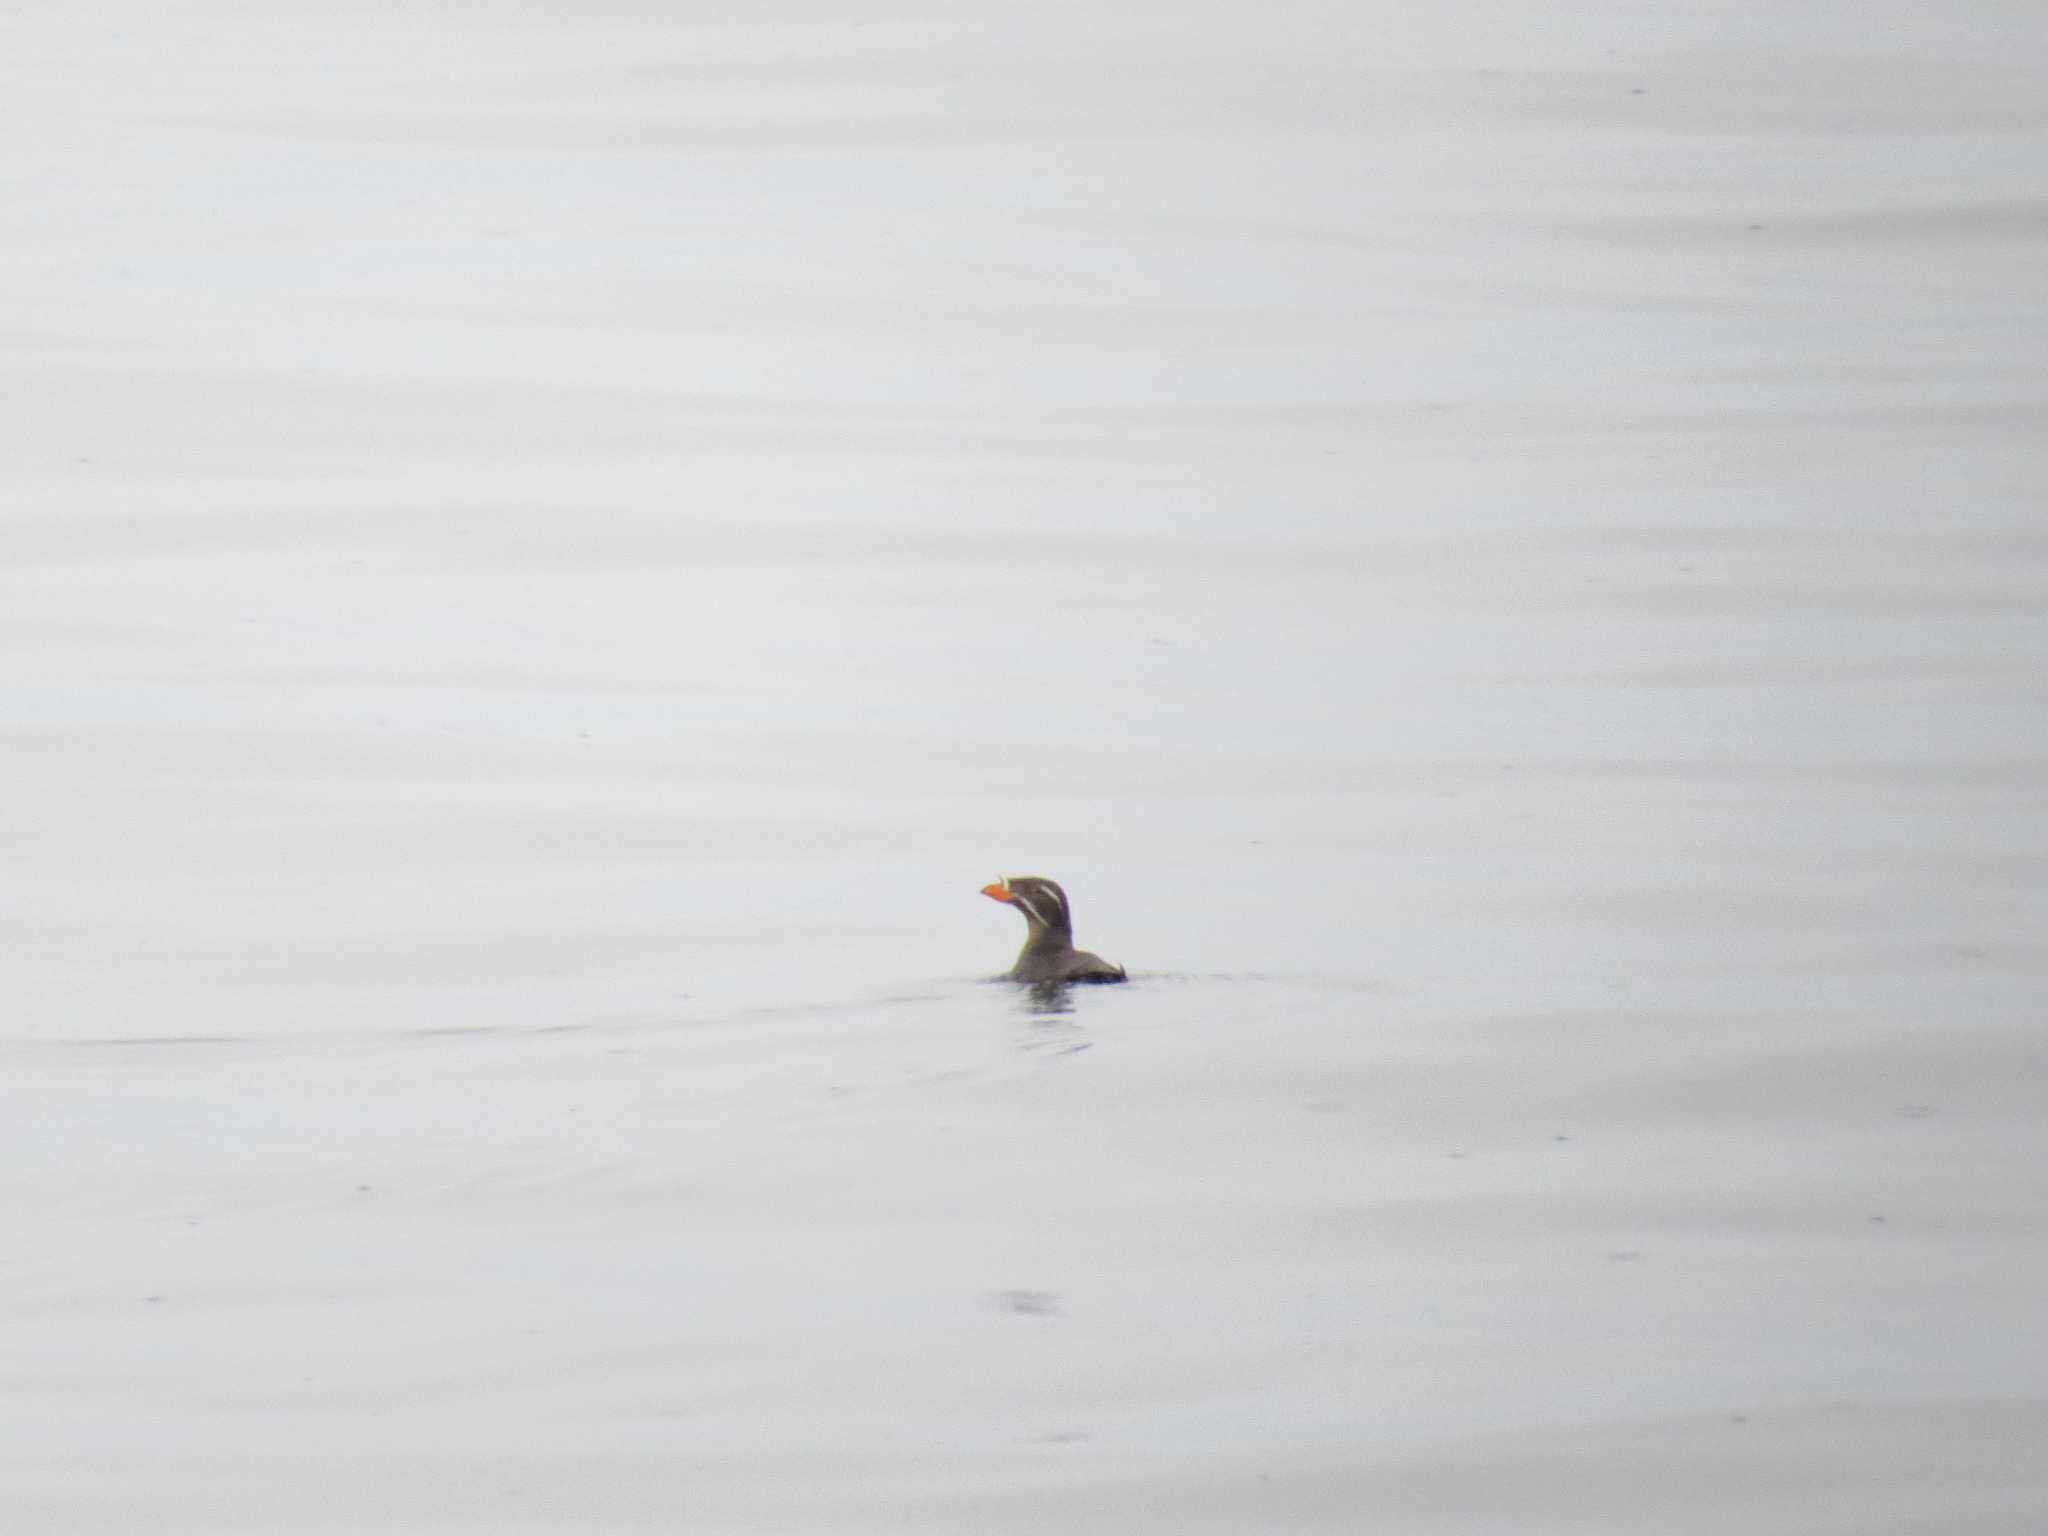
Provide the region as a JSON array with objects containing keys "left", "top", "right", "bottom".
[
  {"left": 1022, "top": 980, "right": 1077, "bottom": 1017},
  {"left": 1014, "top": 980, "right": 1092, "bottom": 1056}
]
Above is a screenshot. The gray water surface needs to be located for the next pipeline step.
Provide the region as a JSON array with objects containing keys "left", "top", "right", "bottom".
[{"left": 4, "top": 2, "right": 2045, "bottom": 1531}]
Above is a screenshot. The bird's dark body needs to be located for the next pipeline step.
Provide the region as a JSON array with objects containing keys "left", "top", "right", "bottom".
[{"left": 1010, "top": 941, "right": 1126, "bottom": 984}]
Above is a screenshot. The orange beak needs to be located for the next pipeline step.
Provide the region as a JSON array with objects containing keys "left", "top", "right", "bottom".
[{"left": 980, "top": 881, "right": 1014, "bottom": 903}]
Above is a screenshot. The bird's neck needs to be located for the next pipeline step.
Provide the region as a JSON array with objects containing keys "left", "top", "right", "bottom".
[{"left": 1018, "top": 922, "right": 1073, "bottom": 955}]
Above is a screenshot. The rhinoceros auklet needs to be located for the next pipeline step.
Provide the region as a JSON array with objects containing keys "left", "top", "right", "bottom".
[{"left": 980, "top": 876, "right": 1127, "bottom": 984}]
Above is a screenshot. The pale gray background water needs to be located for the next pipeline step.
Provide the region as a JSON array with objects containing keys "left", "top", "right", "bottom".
[{"left": 4, "top": 3, "right": 2045, "bottom": 1531}]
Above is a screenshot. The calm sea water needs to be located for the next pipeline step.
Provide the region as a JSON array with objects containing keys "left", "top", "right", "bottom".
[{"left": 4, "top": 2, "right": 2044, "bottom": 1530}]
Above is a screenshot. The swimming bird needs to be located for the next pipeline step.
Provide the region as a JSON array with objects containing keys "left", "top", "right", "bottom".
[{"left": 980, "top": 875, "right": 1127, "bottom": 983}]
